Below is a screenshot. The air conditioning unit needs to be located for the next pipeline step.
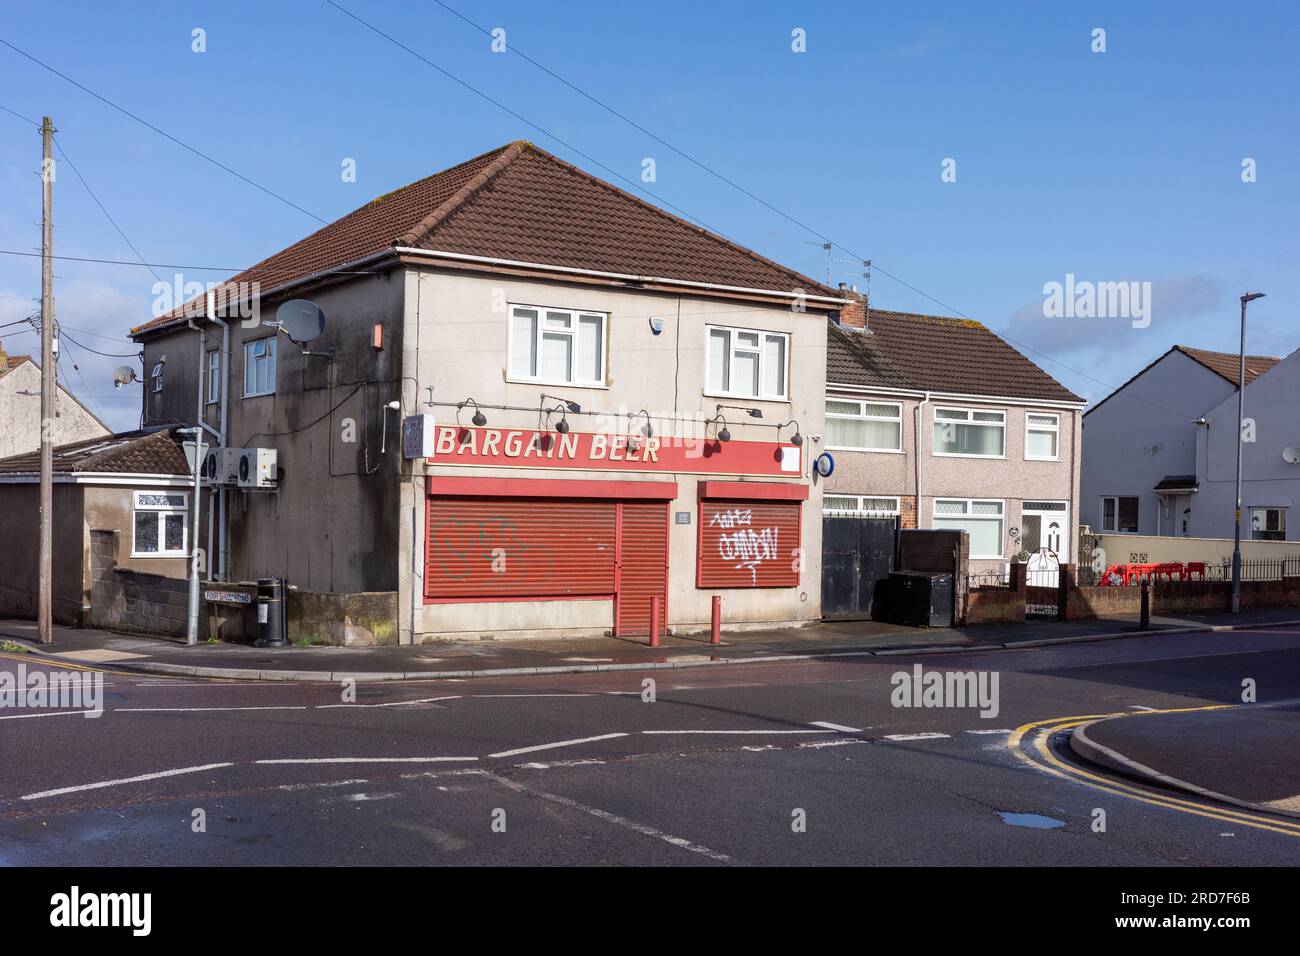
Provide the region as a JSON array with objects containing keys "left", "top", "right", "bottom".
[
  {"left": 202, "top": 448, "right": 241, "bottom": 485},
  {"left": 237, "top": 448, "right": 278, "bottom": 489}
]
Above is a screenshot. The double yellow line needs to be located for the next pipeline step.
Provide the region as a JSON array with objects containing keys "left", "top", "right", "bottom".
[
  {"left": 0, "top": 650, "right": 174, "bottom": 680},
  {"left": 1009, "top": 706, "right": 1300, "bottom": 838}
]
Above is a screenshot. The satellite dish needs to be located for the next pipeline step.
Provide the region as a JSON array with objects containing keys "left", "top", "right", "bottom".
[
  {"left": 275, "top": 299, "right": 326, "bottom": 344},
  {"left": 112, "top": 366, "right": 138, "bottom": 388},
  {"left": 1283, "top": 447, "right": 1300, "bottom": 464}
]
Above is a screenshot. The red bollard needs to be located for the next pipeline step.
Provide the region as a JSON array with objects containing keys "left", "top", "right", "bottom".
[
  {"left": 649, "top": 595, "right": 660, "bottom": 647},
  {"left": 710, "top": 594, "right": 721, "bottom": 645}
]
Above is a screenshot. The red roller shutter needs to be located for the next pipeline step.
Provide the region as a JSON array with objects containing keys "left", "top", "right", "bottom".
[
  {"left": 425, "top": 498, "right": 616, "bottom": 600},
  {"left": 698, "top": 498, "right": 802, "bottom": 588},
  {"left": 614, "top": 501, "right": 669, "bottom": 636}
]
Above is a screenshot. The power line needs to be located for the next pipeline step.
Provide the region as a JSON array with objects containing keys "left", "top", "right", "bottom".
[
  {"left": 55, "top": 334, "right": 109, "bottom": 422},
  {"left": 0, "top": 37, "right": 326, "bottom": 223},
  {"left": 0, "top": 248, "right": 242, "bottom": 271},
  {"left": 0, "top": 102, "right": 39, "bottom": 126},
  {"left": 59, "top": 328, "right": 139, "bottom": 358},
  {"left": 53, "top": 136, "right": 162, "bottom": 282}
]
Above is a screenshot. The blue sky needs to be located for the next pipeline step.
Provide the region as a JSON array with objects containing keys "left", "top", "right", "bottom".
[{"left": 1, "top": 0, "right": 1296, "bottom": 431}]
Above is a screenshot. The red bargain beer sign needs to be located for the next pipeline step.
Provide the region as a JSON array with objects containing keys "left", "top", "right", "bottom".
[{"left": 428, "top": 425, "right": 802, "bottom": 478}]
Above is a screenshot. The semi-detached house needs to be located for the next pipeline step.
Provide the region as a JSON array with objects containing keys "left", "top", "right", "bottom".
[
  {"left": 129, "top": 141, "right": 844, "bottom": 643},
  {"left": 823, "top": 292, "right": 1086, "bottom": 577}
]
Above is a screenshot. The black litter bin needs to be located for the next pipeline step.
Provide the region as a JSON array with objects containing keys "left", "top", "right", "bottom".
[
  {"left": 888, "top": 571, "right": 955, "bottom": 628},
  {"left": 254, "top": 577, "right": 289, "bottom": 647}
]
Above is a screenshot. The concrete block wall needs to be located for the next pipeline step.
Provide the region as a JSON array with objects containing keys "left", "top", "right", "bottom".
[{"left": 89, "top": 534, "right": 189, "bottom": 638}]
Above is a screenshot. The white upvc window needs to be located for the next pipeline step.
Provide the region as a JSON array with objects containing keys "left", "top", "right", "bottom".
[
  {"left": 1100, "top": 495, "right": 1139, "bottom": 533},
  {"left": 823, "top": 494, "right": 900, "bottom": 516},
  {"left": 1250, "top": 507, "right": 1287, "bottom": 541},
  {"left": 206, "top": 351, "right": 220, "bottom": 404},
  {"left": 151, "top": 360, "right": 164, "bottom": 394},
  {"left": 826, "top": 399, "right": 902, "bottom": 452},
  {"left": 508, "top": 304, "right": 606, "bottom": 387},
  {"left": 1025, "top": 412, "right": 1060, "bottom": 460},
  {"left": 705, "top": 325, "right": 789, "bottom": 401},
  {"left": 132, "top": 491, "right": 188, "bottom": 558},
  {"left": 933, "top": 407, "right": 1005, "bottom": 458},
  {"left": 243, "top": 337, "right": 277, "bottom": 397},
  {"left": 933, "top": 498, "right": 1005, "bottom": 558}
]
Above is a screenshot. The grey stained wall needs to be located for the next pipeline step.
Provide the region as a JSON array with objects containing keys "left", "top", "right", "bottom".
[
  {"left": 0, "top": 361, "right": 108, "bottom": 459},
  {"left": 1081, "top": 350, "right": 1238, "bottom": 537},
  {"left": 1194, "top": 347, "right": 1300, "bottom": 541},
  {"left": 139, "top": 273, "right": 406, "bottom": 593}
]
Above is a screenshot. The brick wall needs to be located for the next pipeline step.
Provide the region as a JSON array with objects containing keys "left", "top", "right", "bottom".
[{"left": 898, "top": 495, "right": 918, "bottom": 530}]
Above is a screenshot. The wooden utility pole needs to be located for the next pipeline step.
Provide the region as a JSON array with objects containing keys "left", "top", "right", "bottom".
[{"left": 38, "top": 115, "right": 54, "bottom": 644}]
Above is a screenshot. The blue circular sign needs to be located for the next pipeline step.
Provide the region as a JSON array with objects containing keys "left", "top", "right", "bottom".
[{"left": 814, "top": 452, "right": 835, "bottom": 478}]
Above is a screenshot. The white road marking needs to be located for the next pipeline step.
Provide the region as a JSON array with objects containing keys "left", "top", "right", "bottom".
[
  {"left": 21, "top": 763, "right": 234, "bottom": 801},
  {"left": 799, "top": 738, "right": 869, "bottom": 750},
  {"left": 117, "top": 705, "right": 309, "bottom": 713},
  {"left": 882, "top": 732, "right": 951, "bottom": 741},
  {"left": 472, "top": 694, "right": 595, "bottom": 699},
  {"left": 809, "top": 721, "right": 863, "bottom": 733},
  {"left": 255, "top": 756, "right": 478, "bottom": 765},
  {"left": 1063, "top": 648, "right": 1274, "bottom": 669},
  {"left": 641, "top": 729, "right": 829, "bottom": 735},
  {"left": 489, "top": 733, "right": 628, "bottom": 759},
  {"left": 0, "top": 709, "right": 99, "bottom": 720},
  {"left": 315, "top": 696, "right": 460, "bottom": 709},
  {"left": 482, "top": 772, "right": 733, "bottom": 862},
  {"left": 516, "top": 759, "right": 606, "bottom": 770},
  {"left": 964, "top": 728, "right": 1014, "bottom": 735},
  {"left": 1128, "top": 705, "right": 1157, "bottom": 711},
  {"left": 277, "top": 778, "right": 369, "bottom": 792}
]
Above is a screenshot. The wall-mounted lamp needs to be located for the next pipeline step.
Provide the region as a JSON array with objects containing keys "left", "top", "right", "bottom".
[
  {"left": 706, "top": 414, "right": 732, "bottom": 443},
  {"left": 716, "top": 403, "right": 763, "bottom": 419},
  {"left": 777, "top": 420, "right": 803, "bottom": 446},
  {"left": 541, "top": 394, "right": 582, "bottom": 414},
  {"left": 457, "top": 398, "right": 488, "bottom": 427}
]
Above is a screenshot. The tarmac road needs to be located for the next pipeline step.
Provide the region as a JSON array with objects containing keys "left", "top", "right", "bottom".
[{"left": 2, "top": 626, "right": 1299, "bottom": 866}]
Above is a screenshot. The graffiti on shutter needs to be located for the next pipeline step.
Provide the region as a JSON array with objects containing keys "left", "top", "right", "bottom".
[{"left": 697, "top": 499, "right": 800, "bottom": 588}]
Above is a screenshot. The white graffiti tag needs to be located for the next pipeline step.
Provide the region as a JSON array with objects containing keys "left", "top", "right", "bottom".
[{"left": 710, "top": 509, "right": 779, "bottom": 582}]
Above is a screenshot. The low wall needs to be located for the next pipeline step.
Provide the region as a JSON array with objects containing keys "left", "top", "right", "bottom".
[
  {"left": 964, "top": 563, "right": 1026, "bottom": 625},
  {"left": 91, "top": 567, "right": 189, "bottom": 638},
  {"left": 1065, "top": 576, "right": 1300, "bottom": 620},
  {"left": 201, "top": 586, "right": 399, "bottom": 647},
  {"left": 1095, "top": 533, "right": 1300, "bottom": 566}
]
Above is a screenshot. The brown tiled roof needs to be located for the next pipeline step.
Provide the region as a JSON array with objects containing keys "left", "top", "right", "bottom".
[
  {"left": 1, "top": 354, "right": 32, "bottom": 376},
  {"left": 132, "top": 141, "right": 834, "bottom": 336},
  {"left": 0, "top": 428, "right": 190, "bottom": 476},
  {"left": 827, "top": 309, "right": 1084, "bottom": 403},
  {"left": 1174, "top": 346, "right": 1281, "bottom": 386}
]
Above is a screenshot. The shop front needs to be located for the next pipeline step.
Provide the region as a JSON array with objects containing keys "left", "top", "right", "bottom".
[{"left": 414, "top": 425, "right": 815, "bottom": 640}]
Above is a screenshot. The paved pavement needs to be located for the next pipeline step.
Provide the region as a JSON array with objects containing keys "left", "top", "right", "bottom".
[
  {"left": 2, "top": 624, "right": 1300, "bottom": 864},
  {"left": 1073, "top": 701, "right": 1300, "bottom": 815},
  {"left": 4, "top": 606, "right": 1299, "bottom": 680}
]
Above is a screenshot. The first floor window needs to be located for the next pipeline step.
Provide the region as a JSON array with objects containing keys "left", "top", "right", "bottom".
[
  {"left": 933, "top": 498, "right": 1005, "bottom": 558},
  {"left": 151, "top": 360, "right": 164, "bottom": 393},
  {"left": 132, "top": 491, "right": 188, "bottom": 557},
  {"left": 823, "top": 494, "right": 900, "bottom": 516},
  {"left": 1251, "top": 507, "right": 1286, "bottom": 541},
  {"left": 1100, "top": 495, "right": 1139, "bottom": 533},
  {"left": 207, "top": 350, "right": 221, "bottom": 404},
  {"left": 706, "top": 325, "right": 789, "bottom": 400},
  {"left": 1025, "top": 412, "right": 1060, "bottom": 460},
  {"left": 244, "top": 336, "right": 277, "bottom": 396},
  {"left": 826, "top": 399, "right": 902, "bottom": 451},
  {"left": 508, "top": 304, "right": 606, "bottom": 386},
  {"left": 933, "top": 407, "right": 1005, "bottom": 457}
]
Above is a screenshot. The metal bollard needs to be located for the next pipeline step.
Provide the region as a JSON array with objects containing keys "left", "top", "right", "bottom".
[
  {"left": 710, "top": 595, "right": 722, "bottom": 645},
  {"left": 649, "top": 595, "right": 660, "bottom": 647},
  {"left": 1139, "top": 578, "right": 1150, "bottom": 630}
]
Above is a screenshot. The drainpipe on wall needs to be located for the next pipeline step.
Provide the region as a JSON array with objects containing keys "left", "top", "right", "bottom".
[
  {"left": 914, "top": 391, "right": 932, "bottom": 527},
  {"left": 205, "top": 291, "right": 231, "bottom": 581}
]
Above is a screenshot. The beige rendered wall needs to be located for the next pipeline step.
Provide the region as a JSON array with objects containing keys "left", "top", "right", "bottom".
[
  {"left": 1094, "top": 533, "right": 1300, "bottom": 567},
  {"left": 398, "top": 267, "right": 828, "bottom": 642},
  {"left": 0, "top": 362, "right": 109, "bottom": 459}
]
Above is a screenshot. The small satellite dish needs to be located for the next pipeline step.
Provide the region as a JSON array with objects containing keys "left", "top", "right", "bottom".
[
  {"left": 1283, "top": 447, "right": 1300, "bottom": 464},
  {"left": 275, "top": 299, "right": 326, "bottom": 344},
  {"left": 112, "top": 366, "right": 138, "bottom": 389}
]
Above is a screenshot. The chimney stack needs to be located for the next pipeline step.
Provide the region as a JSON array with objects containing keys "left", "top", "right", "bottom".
[{"left": 836, "top": 284, "right": 868, "bottom": 329}]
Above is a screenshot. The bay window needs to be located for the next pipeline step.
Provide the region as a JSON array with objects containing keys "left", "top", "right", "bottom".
[{"left": 933, "top": 498, "right": 1005, "bottom": 558}]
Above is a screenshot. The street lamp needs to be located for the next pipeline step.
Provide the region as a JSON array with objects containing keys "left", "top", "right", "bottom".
[{"left": 1232, "top": 291, "right": 1266, "bottom": 614}]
